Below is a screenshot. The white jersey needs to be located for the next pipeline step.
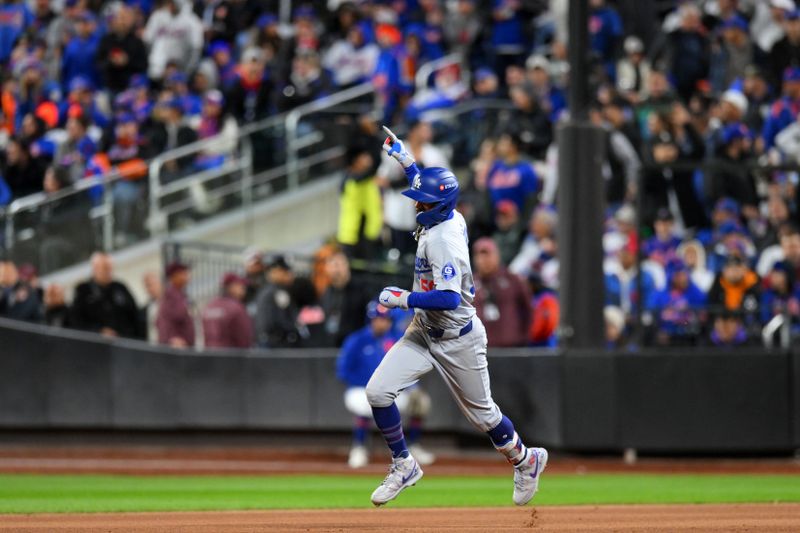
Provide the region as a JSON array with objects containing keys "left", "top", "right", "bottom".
[{"left": 413, "top": 210, "right": 475, "bottom": 330}]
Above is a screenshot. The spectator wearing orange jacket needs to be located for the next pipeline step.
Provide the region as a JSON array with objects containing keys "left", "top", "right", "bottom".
[{"left": 527, "top": 272, "right": 558, "bottom": 348}]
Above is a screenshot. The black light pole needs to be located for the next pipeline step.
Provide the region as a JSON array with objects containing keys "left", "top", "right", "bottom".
[{"left": 557, "top": 0, "right": 606, "bottom": 350}]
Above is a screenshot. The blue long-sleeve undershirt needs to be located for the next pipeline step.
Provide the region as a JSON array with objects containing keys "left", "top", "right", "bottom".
[
  {"left": 408, "top": 290, "right": 460, "bottom": 310},
  {"left": 404, "top": 161, "right": 420, "bottom": 186}
]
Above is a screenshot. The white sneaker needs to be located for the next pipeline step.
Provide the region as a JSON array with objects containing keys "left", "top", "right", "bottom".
[
  {"left": 512, "top": 447, "right": 548, "bottom": 506},
  {"left": 370, "top": 454, "right": 423, "bottom": 506},
  {"left": 408, "top": 444, "right": 436, "bottom": 465},
  {"left": 348, "top": 446, "right": 369, "bottom": 469}
]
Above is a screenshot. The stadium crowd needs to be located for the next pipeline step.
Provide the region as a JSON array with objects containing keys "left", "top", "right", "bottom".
[{"left": 2, "top": 0, "right": 800, "bottom": 348}]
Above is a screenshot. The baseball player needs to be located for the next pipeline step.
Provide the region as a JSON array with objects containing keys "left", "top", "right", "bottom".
[
  {"left": 337, "top": 300, "right": 436, "bottom": 469},
  {"left": 367, "top": 127, "right": 548, "bottom": 506}
]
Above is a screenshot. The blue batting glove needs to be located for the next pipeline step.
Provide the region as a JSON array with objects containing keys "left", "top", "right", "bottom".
[
  {"left": 382, "top": 125, "right": 415, "bottom": 168},
  {"left": 379, "top": 286, "right": 411, "bottom": 309}
]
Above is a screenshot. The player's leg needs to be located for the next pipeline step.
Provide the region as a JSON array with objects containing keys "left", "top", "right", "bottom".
[
  {"left": 365, "top": 331, "right": 432, "bottom": 505},
  {"left": 428, "top": 318, "right": 548, "bottom": 505},
  {"left": 343, "top": 387, "right": 372, "bottom": 469}
]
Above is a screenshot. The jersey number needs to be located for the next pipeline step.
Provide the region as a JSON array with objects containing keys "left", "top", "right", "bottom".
[{"left": 420, "top": 279, "right": 435, "bottom": 292}]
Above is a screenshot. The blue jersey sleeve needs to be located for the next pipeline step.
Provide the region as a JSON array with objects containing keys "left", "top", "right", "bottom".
[
  {"left": 408, "top": 289, "right": 460, "bottom": 310},
  {"left": 404, "top": 162, "right": 421, "bottom": 187}
]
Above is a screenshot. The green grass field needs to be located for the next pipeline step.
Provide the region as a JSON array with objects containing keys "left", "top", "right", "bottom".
[{"left": 1, "top": 473, "right": 799, "bottom": 514}]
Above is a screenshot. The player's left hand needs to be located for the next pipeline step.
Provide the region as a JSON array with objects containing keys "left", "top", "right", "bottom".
[
  {"left": 382, "top": 126, "right": 415, "bottom": 168},
  {"left": 379, "top": 286, "right": 411, "bottom": 309}
]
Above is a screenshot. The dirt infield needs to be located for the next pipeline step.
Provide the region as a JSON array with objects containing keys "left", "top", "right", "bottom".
[
  {"left": 2, "top": 504, "right": 800, "bottom": 532},
  {"left": 0, "top": 446, "right": 798, "bottom": 476}
]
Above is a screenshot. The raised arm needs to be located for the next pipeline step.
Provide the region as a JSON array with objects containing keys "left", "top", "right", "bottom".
[{"left": 382, "top": 125, "right": 420, "bottom": 187}]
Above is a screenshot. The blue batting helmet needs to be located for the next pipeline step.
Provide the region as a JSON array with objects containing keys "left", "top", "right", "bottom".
[
  {"left": 366, "top": 300, "right": 392, "bottom": 320},
  {"left": 401, "top": 167, "right": 459, "bottom": 227}
]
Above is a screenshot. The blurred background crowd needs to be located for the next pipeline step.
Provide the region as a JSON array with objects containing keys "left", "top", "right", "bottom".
[{"left": 2, "top": 0, "right": 800, "bottom": 349}]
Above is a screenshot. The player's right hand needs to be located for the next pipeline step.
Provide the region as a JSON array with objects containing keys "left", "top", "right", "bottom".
[
  {"left": 382, "top": 126, "right": 415, "bottom": 168},
  {"left": 379, "top": 286, "right": 410, "bottom": 309}
]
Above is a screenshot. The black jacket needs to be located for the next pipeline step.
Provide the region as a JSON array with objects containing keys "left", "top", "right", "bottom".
[
  {"left": 0, "top": 283, "right": 42, "bottom": 323},
  {"left": 70, "top": 279, "right": 140, "bottom": 338},
  {"left": 320, "top": 279, "right": 371, "bottom": 348},
  {"left": 95, "top": 30, "right": 148, "bottom": 92}
]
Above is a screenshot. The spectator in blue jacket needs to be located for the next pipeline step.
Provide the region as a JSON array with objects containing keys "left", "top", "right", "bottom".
[
  {"left": 762, "top": 66, "right": 800, "bottom": 149},
  {"left": 589, "top": 0, "right": 623, "bottom": 81},
  {"left": 373, "top": 23, "right": 412, "bottom": 125},
  {"left": 490, "top": 0, "right": 526, "bottom": 83},
  {"left": 650, "top": 260, "right": 708, "bottom": 345},
  {"left": 336, "top": 300, "right": 434, "bottom": 468},
  {"left": 61, "top": 11, "right": 101, "bottom": 93},
  {"left": 485, "top": 130, "right": 538, "bottom": 216},
  {"left": 643, "top": 208, "right": 683, "bottom": 267},
  {"left": 0, "top": 0, "right": 32, "bottom": 63}
]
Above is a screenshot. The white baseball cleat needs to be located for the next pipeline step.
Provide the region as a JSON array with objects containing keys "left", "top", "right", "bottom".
[
  {"left": 370, "top": 454, "right": 423, "bottom": 506},
  {"left": 348, "top": 446, "right": 369, "bottom": 469},
  {"left": 512, "top": 447, "right": 548, "bottom": 506},
  {"left": 408, "top": 444, "right": 436, "bottom": 465}
]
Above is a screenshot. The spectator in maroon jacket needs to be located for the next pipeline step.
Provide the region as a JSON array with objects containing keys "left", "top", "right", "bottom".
[
  {"left": 472, "top": 237, "right": 531, "bottom": 347},
  {"left": 156, "top": 262, "right": 195, "bottom": 348},
  {"left": 202, "top": 272, "right": 253, "bottom": 349}
]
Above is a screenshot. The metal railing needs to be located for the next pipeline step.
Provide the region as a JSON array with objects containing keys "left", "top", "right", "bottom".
[
  {"left": 414, "top": 53, "right": 465, "bottom": 91},
  {"left": 1, "top": 84, "right": 381, "bottom": 274},
  {"left": 162, "top": 240, "right": 412, "bottom": 311},
  {"left": 285, "top": 82, "right": 376, "bottom": 188}
]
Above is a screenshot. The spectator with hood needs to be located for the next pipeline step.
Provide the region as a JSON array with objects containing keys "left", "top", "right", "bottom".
[{"left": 70, "top": 252, "right": 139, "bottom": 338}]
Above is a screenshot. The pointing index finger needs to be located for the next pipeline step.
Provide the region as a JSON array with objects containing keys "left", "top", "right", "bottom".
[{"left": 382, "top": 125, "right": 399, "bottom": 143}]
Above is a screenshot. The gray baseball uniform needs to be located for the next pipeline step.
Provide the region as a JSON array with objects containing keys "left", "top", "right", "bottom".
[{"left": 366, "top": 211, "right": 503, "bottom": 432}]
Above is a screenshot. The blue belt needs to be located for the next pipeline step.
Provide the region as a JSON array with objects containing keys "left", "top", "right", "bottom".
[{"left": 426, "top": 320, "right": 473, "bottom": 339}]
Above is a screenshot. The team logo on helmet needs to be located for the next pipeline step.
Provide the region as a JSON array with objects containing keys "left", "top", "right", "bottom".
[{"left": 412, "top": 175, "right": 422, "bottom": 190}]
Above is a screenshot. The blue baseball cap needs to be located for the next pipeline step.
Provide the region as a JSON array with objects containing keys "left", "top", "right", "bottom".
[
  {"left": 209, "top": 40, "right": 231, "bottom": 55},
  {"left": 293, "top": 5, "right": 315, "bottom": 20},
  {"left": 720, "top": 15, "right": 748, "bottom": 32},
  {"left": 129, "top": 73, "right": 149, "bottom": 89},
  {"left": 68, "top": 75, "right": 93, "bottom": 92},
  {"left": 784, "top": 66, "right": 800, "bottom": 82},
  {"left": 715, "top": 197, "right": 740, "bottom": 214},
  {"left": 720, "top": 122, "right": 750, "bottom": 145},
  {"left": 257, "top": 13, "right": 277, "bottom": 28},
  {"left": 116, "top": 112, "right": 137, "bottom": 125},
  {"left": 366, "top": 300, "right": 392, "bottom": 320},
  {"left": 474, "top": 67, "right": 496, "bottom": 82},
  {"left": 166, "top": 71, "right": 188, "bottom": 85}
]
